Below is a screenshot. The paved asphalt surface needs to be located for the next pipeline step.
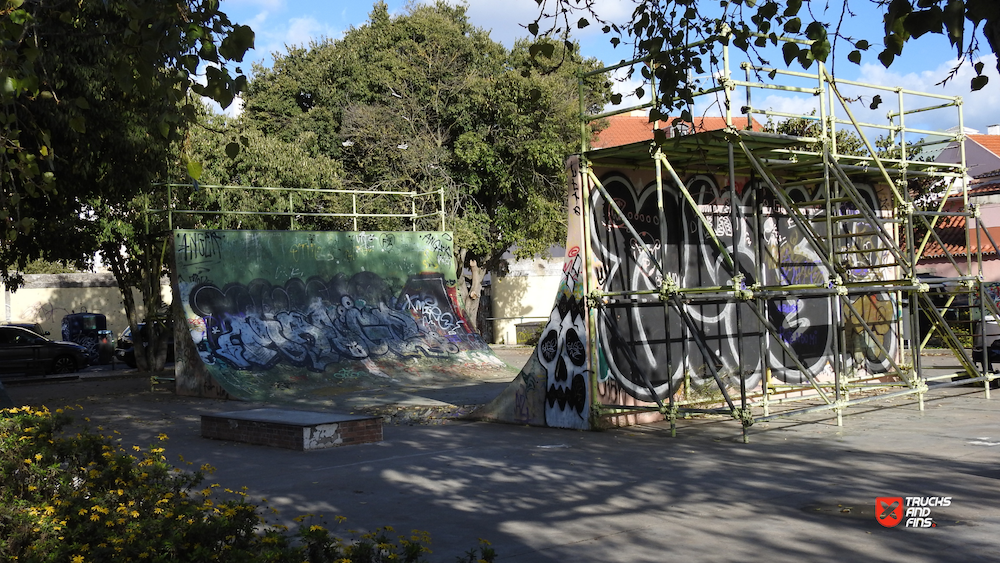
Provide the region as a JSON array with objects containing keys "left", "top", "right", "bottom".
[{"left": 3, "top": 348, "right": 1000, "bottom": 562}]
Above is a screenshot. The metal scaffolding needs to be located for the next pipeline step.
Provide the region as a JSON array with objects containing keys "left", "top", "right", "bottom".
[
  {"left": 577, "top": 35, "right": 999, "bottom": 439},
  {"left": 148, "top": 183, "right": 447, "bottom": 232}
]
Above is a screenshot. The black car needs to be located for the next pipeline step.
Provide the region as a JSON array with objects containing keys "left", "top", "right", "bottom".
[
  {"left": 0, "top": 322, "right": 50, "bottom": 336},
  {"left": 115, "top": 322, "right": 175, "bottom": 368},
  {"left": 0, "top": 325, "right": 90, "bottom": 377}
]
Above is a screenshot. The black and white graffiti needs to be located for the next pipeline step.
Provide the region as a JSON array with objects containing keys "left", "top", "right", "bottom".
[
  {"left": 588, "top": 173, "right": 900, "bottom": 402},
  {"left": 537, "top": 251, "right": 590, "bottom": 429}
]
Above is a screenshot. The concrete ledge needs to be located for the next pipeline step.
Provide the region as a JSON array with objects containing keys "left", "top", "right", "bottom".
[{"left": 201, "top": 408, "right": 382, "bottom": 450}]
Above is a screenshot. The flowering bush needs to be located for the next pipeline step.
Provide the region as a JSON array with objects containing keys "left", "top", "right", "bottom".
[{"left": 0, "top": 406, "right": 495, "bottom": 563}]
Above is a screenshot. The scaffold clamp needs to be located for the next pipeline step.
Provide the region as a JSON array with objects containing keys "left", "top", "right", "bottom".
[
  {"left": 658, "top": 276, "right": 680, "bottom": 301},
  {"left": 732, "top": 407, "right": 755, "bottom": 427},
  {"left": 732, "top": 273, "right": 754, "bottom": 300},
  {"left": 587, "top": 290, "right": 607, "bottom": 309}
]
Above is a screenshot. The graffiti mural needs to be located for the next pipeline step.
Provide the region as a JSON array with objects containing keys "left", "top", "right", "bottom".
[
  {"left": 174, "top": 230, "right": 496, "bottom": 400},
  {"left": 537, "top": 249, "right": 590, "bottom": 429},
  {"left": 479, "top": 159, "right": 902, "bottom": 430},
  {"left": 585, "top": 174, "right": 900, "bottom": 404}
]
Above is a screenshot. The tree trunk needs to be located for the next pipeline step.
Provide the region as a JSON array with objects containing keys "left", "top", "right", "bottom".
[
  {"left": 462, "top": 259, "right": 486, "bottom": 333},
  {"left": 103, "top": 237, "right": 169, "bottom": 373}
]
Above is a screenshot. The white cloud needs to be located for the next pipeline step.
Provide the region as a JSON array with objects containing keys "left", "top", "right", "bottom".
[
  {"left": 284, "top": 16, "right": 339, "bottom": 47},
  {"left": 849, "top": 55, "right": 1000, "bottom": 133}
]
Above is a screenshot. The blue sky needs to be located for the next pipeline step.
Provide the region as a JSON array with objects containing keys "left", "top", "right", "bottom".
[{"left": 218, "top": 0, "right": 999, "bottom": 135}]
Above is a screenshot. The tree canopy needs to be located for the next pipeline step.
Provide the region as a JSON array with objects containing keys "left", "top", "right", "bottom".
[
  {"left": 241, "top": 1, "right": 610, "bottom": 328},
  {"left": 1, "top": 0, "right": 254, "bottom": 371},
  {"left": 529, "top": 0, "right": 1000, "bottom": 121},
  {"left": 1, "top": 0, "right": 253, "bottom": 281}
]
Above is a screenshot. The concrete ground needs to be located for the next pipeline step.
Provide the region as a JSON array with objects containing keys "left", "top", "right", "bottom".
[{"left": 4, "top": 348, "right": 1000, "bottom": 562}]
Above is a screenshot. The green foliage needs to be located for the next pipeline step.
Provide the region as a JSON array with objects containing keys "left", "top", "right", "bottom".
[
  {"left": 528, "top": 1, "right": 1000, "bottom": 120},
  {"left": 0, "top": 405, "right": 492, "bottom": 563},
  {"left": 1, "top": 0, "right": 253, "bottom": 253},
  {"left": 175, "top": 107, "right": 352, "bottom": 232},
  {"left": 18, "top": 258, "right": 79, "bottom": 275},
  {"left": 240, "top": 1, "right": 611, "bottom": 325},
  {"left": 0, "top": 0, "right": 254, "bottom": 371},
  {"left": 772, "top": 112, "right": 925, "bottom": 160}
]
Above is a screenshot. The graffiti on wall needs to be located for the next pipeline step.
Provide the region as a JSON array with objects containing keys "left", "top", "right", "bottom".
[
  {"left": 587, "top": 172, "right": 899, "bottom": 402},
  {"left": 174, "top": 230, "right": 488, "bottom": 397},
  {"left": 480, "top": 160, "right": 902, "bottom": 429},
  {"left": 187, "top": 272, "right": 479, "bottom": 375},
  {"left": 537, "top": 249, "right": 590, "bottom": 429}
]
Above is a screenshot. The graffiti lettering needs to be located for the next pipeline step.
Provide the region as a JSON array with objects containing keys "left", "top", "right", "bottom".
[
  {"left": 184, "top": 272, "right": 477, "bottom": 374},
  {"left": 420, "top": 233, "right": 454, "bottom": 266},
  {"left": 177, "top": 231, "right": 225, "bottom": 264},
  {"left": 289, "top": 243, "right": 319, "bottom": 262}
]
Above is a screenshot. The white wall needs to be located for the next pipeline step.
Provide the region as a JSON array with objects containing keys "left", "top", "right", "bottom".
[
  {"left": 490, "top": 252, "right": 566, "bottom": 345},
  {"left": 2, "top": 273, "right": 171, "bottom": 339}
]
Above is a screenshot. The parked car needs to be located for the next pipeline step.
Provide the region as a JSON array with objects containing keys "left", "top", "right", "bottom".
[
  {"left": 0, "top": 325, "right": 90, "bottom": 377},
  {"left": 115, "top": 322, "right": 174, "bottom": 368},
  {"left": 0, "top": 322, "right": 49, "bottom": 336}
]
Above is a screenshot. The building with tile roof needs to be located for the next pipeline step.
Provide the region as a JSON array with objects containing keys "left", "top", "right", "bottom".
[
  {"left": 918, "top": 169, "right": 1000, "bottom": 280},
  {"left": 935, "top": 128, "right": 1000, "bottom": 178},
  {"left": 589, "top": 111, "right": 765, "bottom": 150}
]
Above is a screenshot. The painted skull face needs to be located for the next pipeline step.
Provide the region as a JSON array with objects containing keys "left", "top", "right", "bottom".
[{"left": 538, "top": 304, "right": 589, "bottom": 429}]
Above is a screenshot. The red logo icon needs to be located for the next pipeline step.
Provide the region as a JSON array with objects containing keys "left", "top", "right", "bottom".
[{"left": 876, "top": 497, "right": 904, "bottom": 527}]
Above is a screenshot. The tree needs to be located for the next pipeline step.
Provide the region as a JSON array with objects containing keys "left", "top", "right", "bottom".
[
  {"left": 529, "top": 0, "right": 1000, "bottom": 121},
  {"left": 242, "top": 1, "right": 610, "bottom": 331},
  {"left": 1, "top": 0, "right": 254, "bottom": 371},
  {"left": 173, "top": 106, "right": 350, "bottom": 232}
]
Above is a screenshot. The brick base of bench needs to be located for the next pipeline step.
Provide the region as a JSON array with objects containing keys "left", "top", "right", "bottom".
[{"left": 201, "top": 408, "right": 382, "bottom": 450}]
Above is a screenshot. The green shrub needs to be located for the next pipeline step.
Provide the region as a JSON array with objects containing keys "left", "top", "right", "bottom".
[{"left": 0, "top": 406, "right": 495, "bottom": 563}]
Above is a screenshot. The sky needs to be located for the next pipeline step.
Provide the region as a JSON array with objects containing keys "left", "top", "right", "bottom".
[{"left": 217, "top": 0, "right": 1000, "bottom": 136}]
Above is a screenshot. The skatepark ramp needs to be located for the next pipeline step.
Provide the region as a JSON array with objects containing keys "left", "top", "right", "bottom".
[
  {"left": 476, "top": 36, "right": 997, "bottom": 435},
  {"left": 172, "top": 229, "right": 504, "bottom": 402}
]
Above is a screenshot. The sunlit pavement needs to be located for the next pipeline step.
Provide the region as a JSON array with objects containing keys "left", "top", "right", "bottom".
[{"left": 5, "top": 348, "right": 999, "bottom": 562}]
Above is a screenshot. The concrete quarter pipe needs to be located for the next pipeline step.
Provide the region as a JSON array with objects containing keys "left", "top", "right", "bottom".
[{"left": 172, "top": 230, "right": 504, "bottom": 402}]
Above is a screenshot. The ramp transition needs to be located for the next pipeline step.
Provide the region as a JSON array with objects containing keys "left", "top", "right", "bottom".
[{"left": 172, "top": 230, "right": 504, "bottom": 402}]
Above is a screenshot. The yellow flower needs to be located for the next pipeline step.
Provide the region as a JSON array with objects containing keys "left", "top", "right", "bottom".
[{"left": 71, "top": 555, "right": 84, "bottom": 563}]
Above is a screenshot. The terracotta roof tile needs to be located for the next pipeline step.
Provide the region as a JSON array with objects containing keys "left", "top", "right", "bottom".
[
  {"left": 591, "top": 114, "right": 764, "bottom": 149},
  {"left": 968, "top": 134, "right": 1000, "bottom": 158},
  {"left": 916, "top": 214, "right": 1000, "bottom": 259}
]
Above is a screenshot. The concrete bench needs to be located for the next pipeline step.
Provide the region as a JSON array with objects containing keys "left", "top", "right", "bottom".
[{"left": 201, "top": 408, "right": 382, "bottom": 450}]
